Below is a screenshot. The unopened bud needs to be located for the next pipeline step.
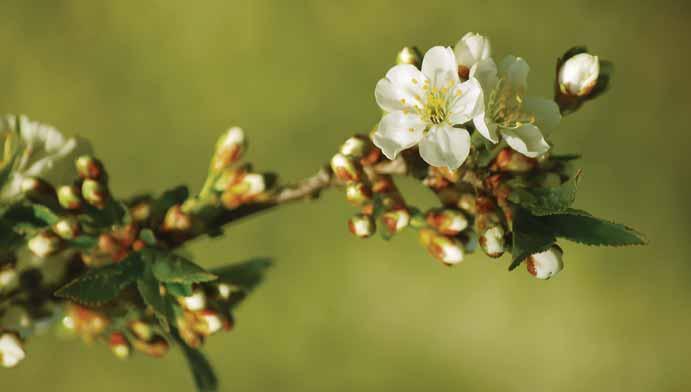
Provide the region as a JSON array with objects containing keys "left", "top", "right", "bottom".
[
  {"left": 457, "top": 193, "right": 477, "bottom": 214},
  {"left": 20, "top": 177, "right": 54, "bottom": 197},
  {"left": 345, "top": 182, "right": 372, "bottom": 206},
  {"left": 559, "top": 53, "right": 599, "bottom": 97},
  {"left": 81, "top": 179, "right": 108, "bottom": 208},
  {"left": 479, "top": 226, "right": 505, "bottom": 258},
  {"left": 162, "top": 205, "right": 192, "bottom": 232},
  {"left": 526, "top": 245, "right": 564, "bottom": 280},
  {"left": 495, "top": 148, "right": 537, "bottom": 173},
  {"left": 130, "top": 200, "right": 152, "bottom": 223},
  {"left": 426, "top": 208, "right": 468, "bottom": 236},
  {"left": 53, "top": 218, "right": 80, "bottom": 240},
  {"left": 28, "top": 231, "right": 61, "bottom": 258},
  {"left": 339, "top": 134, "right": 379, "bottom": 165},
  {"left": 180, "top": 290, "right": 206, "bottom": 312},
  {"left": 0, "top": 332, "right": 26, "bottom": 368},
  {"left": 419, "top": 229, "right": 464, "bottom": 266},
  {"left": 330, "top": 153, "right": 362, "bottom": 183},
  {"left": 57, "top": 185, "right": 82, "bottom": 210},
  {"left": 380, "top": 209, "right": 410, "bottom": 237},
  {"left": 133, "top": 335, "right": 169, "bottom": 358},
  {"left": 0, "top": 264, "right": 17, "bottom": 289},
  {"left": 129, "top": 320, "right": 153, "bottom": 341},
  {"left": 211, "top": 127, "right": 246, "bottom": 172},
  {"left": 348, "top": 214, "right": 375, "bottom": 238},
  {"left": 396, "top": 46, "right": 422, "bottom": 68},
  {"left": 76, "top": 156, "right": 105, "bottom": 180},
  {"left": 213, "top": 168, "right": 245, "bottom": 192},
  {"left": 109, "top": 332, "right": 131, "bottom": 359},
  {"left": 193, "top": 310, "right": 225, "bottom": 336}
]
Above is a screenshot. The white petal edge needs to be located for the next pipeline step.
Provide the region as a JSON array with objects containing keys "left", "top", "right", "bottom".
[
  {"left": 372, "top": 111, "right": 426, "bottom": 160},
  {"left": 501, "top": 124, "right": 550, "bottom": 158},
  {"left": 499, "top": 55, "right": 530, "bottom": 92},
  {"left": 522, "top": 97, "right": 561, "bottom": 136},
  {"left": 421, "top": 46, "right": 459, "bottom": 89},
  {"left": 447, "top": 77, "right": 484, "bottom": 125},
  {"left": 418, "top": 124, "right": 471, "bottom": 170},
  {"left": 374, "top": 64, "right": 427, "bottom": 112}
]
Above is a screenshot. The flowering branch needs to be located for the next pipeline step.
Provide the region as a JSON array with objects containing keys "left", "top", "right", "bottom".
[{"left": 0, "top": 32, "right": 646, "bottom": 392}]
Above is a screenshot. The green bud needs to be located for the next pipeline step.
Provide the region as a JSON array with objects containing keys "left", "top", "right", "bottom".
[
  {"left": 76, "top": 155, "right": 105, "bottom": 180},
  {"left": 347, "top": 214, "right": 375, "bottom": 238},
  {"left": 53, "top": 218, "right": 80, "bottom": 240},
  {"left": 345, "top": 182, "right": 372, "bottom": 206},
  {"left": 81, "top": 179, "right": 108, "bottom": 208},
  {"left": 27, "top": 231, "right": 62, "bottom": 258},
  {"left": 330, "top": 153, "right": 362, "bottom": 183},
  {"left": 396, "top": 46, "right": 422, "bottom": 68},
  {"left": 57, "top": 185, "right": 82, "bottom": 210}
]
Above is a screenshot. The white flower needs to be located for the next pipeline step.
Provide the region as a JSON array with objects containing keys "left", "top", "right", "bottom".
[
  {"left": 471, "top": 56, "right": 561, "bottom": 158},
  {"left": 526, "top": 245, "right": 564, "bottom": 280},
  {"left": 0, "top": 115, "right": 92, "bottom": 201},
  {"left": 373, "top": 46, "right": 486, "bottom": 169},
  {"left": 0, "top": 333, "right": 26, "bottom": 368},
  {"left": 454, "top": 32, "right": 492, "bottom": 78},
  {"left": 559, "top": 53, "right": 600, "bottom": 97}
]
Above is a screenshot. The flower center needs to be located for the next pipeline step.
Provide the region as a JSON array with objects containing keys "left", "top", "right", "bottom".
[
  {"left": 487, "top": 78, "right": 535, "bottom": 128},
  {"left": 402, "top": 78, "right": 462, "bottom": 126}
]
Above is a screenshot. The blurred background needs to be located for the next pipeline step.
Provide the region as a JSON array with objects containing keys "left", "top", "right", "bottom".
[{"left": 2, "top": 0, "right": 691, "bottom": 391}]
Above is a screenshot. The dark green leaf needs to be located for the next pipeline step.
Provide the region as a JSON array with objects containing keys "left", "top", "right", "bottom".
[
  {"left": 139, "top": 228, "right": 157, "bottom": 246},
  {"left": 210, "top": 258, "right": 271, "bottom": 292},
  {"left": 152, "top": 253, "right": 217, "bottom": 284},
  {"left": 67, "top": 235, "right": 98, "bottom": 250},
  {"left": 509, "top": 208, "right": 556, "bottom": 271},
  {"left": 151, "top": 186, "right": 189, "bottom": 223},
  {"left": 136, "top": 266, "right": 175, "bottom": 328},
  {"left": 55, "top": 253, "right": 143, "bottom": 305},
  {"left": 541, "top": 209, "right": 647, "bottom": 247},
  {"left": 508, "top": 172, "right": 580, "bottom": 216},
  {"left": 165, "top": 282, "right": 193, "bottom": 297},
  {"left": 171, "top": 329, "right": 218, "bottom": 392},
  {"left": 4, "top": 204, "right": 60, "bottom": 227}
]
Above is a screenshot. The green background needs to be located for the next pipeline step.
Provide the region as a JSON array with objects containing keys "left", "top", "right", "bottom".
[{"left": 2, "top": 0, "right": 691, "bottom": 391}]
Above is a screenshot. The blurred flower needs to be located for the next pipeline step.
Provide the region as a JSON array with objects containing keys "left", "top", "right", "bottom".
[
  {"left": 109, "top": 332, "right": 131, "bottom": 360},
  {"left": 211, "top": 127, "right": 245, "bottom": 172},
  {"left": 180, "top": 290, "right": 206, "bottom": 312},
  {"left": 526, "top": 245, "right": 564, "bottom": 279},
  {"left": 472, "top": 56, "right": 561, "bottom": 157},
  {"left": 27, "top": 231, "right": 62, "bottom": 258},
  {"left": 454, "top": 32, "right": 492, "bottom": 79},
  {"left": 373, "top": 46, "right": 486, "bottom": 169},
  {"left": 348, "top": 214, "right": 375, "bottom": 238},
  {"left": 419, "top": 229, "right": 464, "bottom": 265},
  {"left": 0, "top": 115, "right": 92, "bottom": 201},
  {"left": 0, "top": 332, "right": 26, "bottom": 368},
  {"left": 558, "top": 53, "right": 600, "bottom": 97}
]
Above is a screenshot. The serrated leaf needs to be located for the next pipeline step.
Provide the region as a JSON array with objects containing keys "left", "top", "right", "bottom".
[
  {"left": 171, "top": 329, "right": 218, "bottom": 392},
  {"left": 541, "top": 209, "right": 647, "bottom": 246},
  {"left": 509, "top": 208, "right": 556, "bottom": 271},
  {"left": 137, "top": 266, "right": 175, "bottom": 329},
  {"left": 152, "top": 253, "right": 217, "bottom": 284},
  {"left": 508, "top": 172, "right": 580, "bottom": 216},
  {"left": 55, "top": 253, "right": 143, "bottom": 305},
  {"left": 210, "top": 258, "right": 271, "bottom": 292}
]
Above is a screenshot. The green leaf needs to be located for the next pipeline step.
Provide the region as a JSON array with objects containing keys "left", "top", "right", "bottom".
[
  {"left": 541, "top": 209, "right": 647, "bottom": 247},
  {"left": 509, "top": 208, "right": 556, "bottom": 271},
  {"left": 508, "top": 172, "right": 580, "bottom": 216},
  {"left": 151, "top": 252, "right": 217, "bottom": 284},
  {"left": 136, "top": 266, "right": 176, "bottom": 328},
  {"left": 165, "top": 282, "right": 193, "bottom": 297},
  {"left": 171, "top": 329, "right": 218, "bottom": 392},
  {"left": 210, "top": 258, "right": 271, "bottom": 292},
  {"left": 139, "top": 228, "right": 157, "bottom": 246},
  {"left": 67, "top": 235, "right": 98, "bottom": 250},
  {"left": 4, "top": 204, "right": 60, "bottom": 227},
  {"left": 55, "top": 253, "right": 143, "bottom": 305}
]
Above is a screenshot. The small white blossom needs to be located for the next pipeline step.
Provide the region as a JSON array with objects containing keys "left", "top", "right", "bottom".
[
  {"left": 472, "top": 56, "right": 561, "bottom": 158},
  {"left": 526, "top": 246, "right": 564, "bottom": 280},
  {"left": 0, "top": 333, "right": 26, "bottom": 368},
  {"left": 0, "top": 115, "right": 92, "bottom": 201},
  {"left": 559, "top": 53, "right": 600, "bottom": 97},
  {"left": 181, "top": 291, "right": 206, "bottom": 312},
  {"left": 453, "top": 32, "right": 492, "bottom": 77},
  {"left": 373, "top": 46, "right": 487, "bottom": 169}
]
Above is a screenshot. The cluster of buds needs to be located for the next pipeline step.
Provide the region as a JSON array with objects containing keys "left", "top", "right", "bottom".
[{"left": 175, "top": 284, "right": 236, "bottom": 349}]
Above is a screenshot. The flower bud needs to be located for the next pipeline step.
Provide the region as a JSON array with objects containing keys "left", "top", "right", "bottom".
[
  {"left": 457, "top": 193, "right": 476, "bottom": 214},
  {"left": 419, "top": 229, "right": 464, "bottom": 266},
  {"left": 193, "top": 310, "right": 226, "bottom": 336},
  {"left": 53, "top": 218, "right": 80, "bottom": 240},
  {"left": 213, "top": 167, "right": 245, "bottom": 192},
  {"left": 454, "top": 32, "right": 491, "bottom": 79},
  {"left": 0, "top": 332, "right": 26, "bottom": 368},
  {"left": 526, "top": 245, "right": 564, "bottom": 280},
  {"left": 28, "top": 231, "right": 62, "bottom": 258},
  {"left": 426, "top": 208, "right": 468, "bottom": 236},
  {"left": 345, "top": 182, "right": 372, "bottom": 206},
  {"left": 57, "top": 185, "right": 82, "bottom": 210},
  {"left": 330, "top": 153, "right": 362, "bottom": 183},
  {"left": 380, "top": 209, "right": 410, "bottom": 237},
  {"left": 211, "top": 127, "right": 245, "bottom": 172},
  {"left": 180, "top": 290, "right": 206, "bottom": 312},
  {"left": 128, "top": 320, "right": 153, "bottom": 342},
  {"left": 495, "top": 148, "right": 537, "bottom": 173},
  {"left": 20, "top": 177, "right": 54, "bottom": 197},
  {"left": 479, "top": 226, "right": 505, "bottom": 258},
  {"left": 339, "top": 134, "right": 380, "bottom": 165},
  {"left": 132, "top": 335, "right": 169, "bottom": 358},
  {"left": 0, "top": 263, "right": 16, "bottom": 289},
  {"left": 559, "top": 53, "right": 599, "bottom": 97},
  {"left": 396, "top": 46, "right": 422, "bottom": 68},
  {"left": 76, "top": 155, "right": 105, "bottom": 180},
  {"left": 81, "top": 179, "right": 108, "bottom": 208},
  {"left": 162, "top": 205, "right": 193, "bottom": 233},
  {"left": 109, "top": 332, "right": 131, "bottom": 360},
  {"left": 347, "top": 214, "right": 375, "bottom": 238}
]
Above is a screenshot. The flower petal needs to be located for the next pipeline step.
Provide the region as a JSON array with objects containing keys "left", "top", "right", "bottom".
[
  {"left": 470, "top": 57, "right": 499, "bottom": 92},
  {"left": 447, "top": 77, "right": 484, "bottom": 125},
  {"left": 421, "top": 46, "right": 459, "bottom": 89},
  {"left": 418, "top": 124, "right": 471, "bottom": 169},
  {"left": 473, "top": 115, "right": 499, "bottom": 143},
  {"left": 522, "top": 97, "right": 561, "bottom": 136},
  {"left": 501, "top": 124, "right": 550, "bottom": 158},
  {"left": 375, "top": 64, "right": 427, "bottom": 112},
  {"left": 373, "top": 111, "right": 426, "bottom": 160},
  {"left": 454, "top": 32, "right": 491, "bottom": 68},
  {"left": 499, "top": 55, "right": 530, "bottom": 92}
]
